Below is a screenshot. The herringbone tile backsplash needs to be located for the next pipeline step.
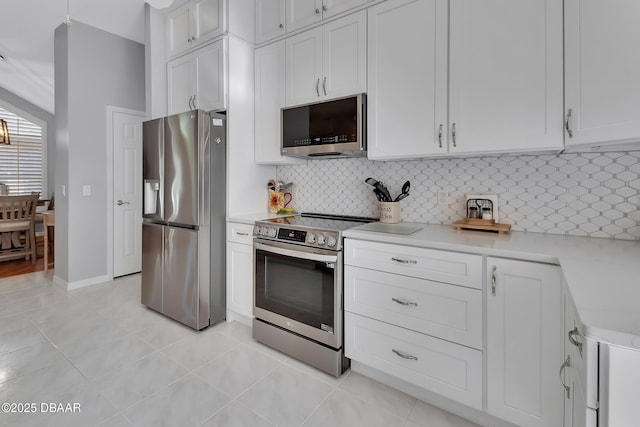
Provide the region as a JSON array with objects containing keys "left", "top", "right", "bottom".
[{"left": 276, "top": 152, "right": 640, "bottom": 240}]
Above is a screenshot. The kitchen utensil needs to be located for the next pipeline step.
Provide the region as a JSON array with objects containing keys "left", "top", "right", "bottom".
[
  {"left": 373, "top": 188, "right": 386, "bottom": 202},
  {"left": 364, "top": 177, "right": 392, "bottom": 202},
  {"left": 394, "top": 180, "right": 410, "bottom": 202}
]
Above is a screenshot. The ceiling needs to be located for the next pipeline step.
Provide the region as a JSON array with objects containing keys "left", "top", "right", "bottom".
[{"left": 0, "top": 0, "right": 175, "bottom": 114}]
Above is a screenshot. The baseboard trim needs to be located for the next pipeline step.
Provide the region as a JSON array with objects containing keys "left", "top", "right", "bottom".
[{"left": 53, "top": 274, "right": 111, "bottom": 291}]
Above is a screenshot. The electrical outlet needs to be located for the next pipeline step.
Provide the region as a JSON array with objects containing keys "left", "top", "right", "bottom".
[{"left": 437, "top": 190, "right": 449, "bottom": 206}]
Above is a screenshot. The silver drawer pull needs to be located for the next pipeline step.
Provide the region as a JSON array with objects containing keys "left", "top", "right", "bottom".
[
  {"left": 391, "top": 257, "right": 417, "bottom": 264},
  {"left": 236, "top": 232, "right": 249, "bottom": 236},
  {"left": 392, "top": 297, "right": 418, "bottom": 307},
  {"left": 392, "top": 349, "right": 418, "bottom": 361},
  {"left": 568, "top": 327, "right": 583, "bottom": 354},
  {"left": 559, "top": 355, "right": 571, "bottom": 399}
]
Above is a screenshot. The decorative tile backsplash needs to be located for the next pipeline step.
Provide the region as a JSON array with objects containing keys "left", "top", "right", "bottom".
[{"left": 277, "top": 152, "right": 640, "bottom": 240}]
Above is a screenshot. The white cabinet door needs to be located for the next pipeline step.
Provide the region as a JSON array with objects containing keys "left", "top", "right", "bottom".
[
  {"left": 321, "top": 10, "right": 366, "bottom": 99},
  {"left": 167, "top": 55, "right": 194, "bottom": 115},
  {"left": 255, "top": 42, "right": 306, "bottom": 164},
  {"left": 167, "top": 2, "right": 192, "bottom": 58},
  {"left": 599, "top": 344, "right": 640, "bottom": 427},
  {"left": 367, "top": 0, "right": 448, "bottom": 160},
  {"left": 486, "top": 257, "right": 563, "bottom": 427},
  {"left": 168, "top": 40, "right": 226, "bottom": 115},
  {"left": 226, "top": 241, "right": 253, "bottom": 320},
  {"left": 192, "top": 0, "right": 224, "bottom": 44},
  {"left": 285, "top": 12, "right": 366, "bottom": 106},
  {"left": 285, "top": 26, "right": 323, "bottom": 106},
  {"left": 194, "top": 40, "right": 226, "bottom": 112},
  {"left": 564, "top": 0, "right": 640, "bottom": 149},
  {"left": 286, "top": 0, "right": 322, "bottom": 33},
  {"left": 256, "top": 0, "right": 286, "bottom": 44},
  {"left": 226, "top": 221, "right": 255, "bottom": 323},
  {"left": 448, "top": 0, "right": 563, "bottom": 155},
  {"left": 166, "top": 0, "right": 224, "bottom": 58}
]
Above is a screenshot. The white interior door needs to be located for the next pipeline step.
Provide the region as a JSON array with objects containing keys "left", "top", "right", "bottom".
[{"left": 113, "top": 111, "right": 143, "bottom": 277}]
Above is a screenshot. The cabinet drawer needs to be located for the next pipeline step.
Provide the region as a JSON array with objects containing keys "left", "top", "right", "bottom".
[
  {"left": 345, "top": 312, "right": 483, "bottom": 410},
  {"left": 226, "top": 222, "right": 254, "bottom": 245},
  {"left": 345, "top": 266, "right": 482, "bottom": 349},
  {"left": 344, "top": 239, "right": 483, "bottom": 289}
]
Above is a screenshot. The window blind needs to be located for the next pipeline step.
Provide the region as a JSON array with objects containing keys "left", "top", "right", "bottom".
[{"left": 0, "top": 107, "right": 43, "bottom": 195}]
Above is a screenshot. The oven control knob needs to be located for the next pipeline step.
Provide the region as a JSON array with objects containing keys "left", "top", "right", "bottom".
[
  {"left": 269, "top": 226, "right": 277, "bottom": 237},
  {"left": 307, "top": 233, "right": 316, "bottom": 244},
  {"left": 327, "top": 236, "right": 337, "bottom": 247},
  {"left": 317, "top": 235, "right": 326, "bottom": 245}
]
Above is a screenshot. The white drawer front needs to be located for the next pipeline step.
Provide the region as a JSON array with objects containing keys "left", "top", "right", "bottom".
[
  {"left": 226, "top": 222, "right": 254, "bottom": 245},
  {"left": 345, "top": 312, "right": 483, "bottom": 410},
  {"left": 345, "top": 266, "right": 483, "bottom": 349},
  {"left": 344, "top": 239, "right": 482, "bottom": 289}
]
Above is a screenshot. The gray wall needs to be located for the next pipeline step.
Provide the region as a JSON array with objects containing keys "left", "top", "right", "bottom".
[
  {"left": 0, "top": 86, "right": 55, "bottom": 195},
  {"left": 55, "top": 21, "right": 145, "bottom": 285}
]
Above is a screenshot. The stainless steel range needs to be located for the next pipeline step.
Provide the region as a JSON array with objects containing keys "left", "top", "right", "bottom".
[{"left": 252, "top": 213, "right": 376, "bottom": 376}]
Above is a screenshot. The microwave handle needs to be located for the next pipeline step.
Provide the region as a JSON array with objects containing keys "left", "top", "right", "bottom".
[{"left": 255, "top": 241, "right": 337, "bottom": 263}]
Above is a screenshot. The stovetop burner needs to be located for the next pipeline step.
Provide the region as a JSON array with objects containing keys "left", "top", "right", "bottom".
[{"left": 253, "top": 212, "right": 377, "bottom": 250}]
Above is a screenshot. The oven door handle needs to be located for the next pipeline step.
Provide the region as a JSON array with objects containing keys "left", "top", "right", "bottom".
[{"left": 255, "top": 242, "right": 337, "bottom": 263}]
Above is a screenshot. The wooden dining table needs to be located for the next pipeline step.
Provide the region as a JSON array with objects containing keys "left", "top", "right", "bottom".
[{"left": 41, "top": 210, "right": 54, "bottom": 272}]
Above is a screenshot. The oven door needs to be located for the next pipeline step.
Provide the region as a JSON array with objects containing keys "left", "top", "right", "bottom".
[{"left": 254, "top": 239, "right": 342, "bottom": 349}]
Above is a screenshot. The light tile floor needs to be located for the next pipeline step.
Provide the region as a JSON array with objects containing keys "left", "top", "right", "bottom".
[{"left": 0, "top": 272, "right": 480, "bottom": 427}]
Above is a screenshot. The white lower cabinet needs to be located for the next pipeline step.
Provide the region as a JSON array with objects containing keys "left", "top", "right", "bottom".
[
  {"left": 344, "top": 239, "right": 483, "bottom": 409},
  {"left": 345, "top": 312, "right": 483, "bottom": 409},
  {"left": 225, "top": 222, "right": 254, "bottom": 324},
  {"left": 486, "top": 257, "right": 563, "bottom": 427}
]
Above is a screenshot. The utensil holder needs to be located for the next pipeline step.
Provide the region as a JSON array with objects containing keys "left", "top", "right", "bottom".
[{"left": 379, "top": 202, "right": 400, "bottom": 224}]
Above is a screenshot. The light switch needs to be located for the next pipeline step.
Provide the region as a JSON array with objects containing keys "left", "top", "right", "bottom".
[
  {"left": 61, "top": 185, "right": 66, "bottom": 197},
  {"left": 82, "top": 185, "right": 91, "bottom": 196}
]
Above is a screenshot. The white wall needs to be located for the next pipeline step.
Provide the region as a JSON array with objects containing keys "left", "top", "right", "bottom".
[{"left": 55, "top": 21, "right": 145, "bottom": 287}]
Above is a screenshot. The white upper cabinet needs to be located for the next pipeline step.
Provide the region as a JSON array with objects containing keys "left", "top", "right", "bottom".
[
  {"left": 254, "top": 41, "right": 306, "bottom": 164},
  {"left": 167, "top": 0, "right": 225, "bottom": 58},
  {"left": 285, "top": 11, "right": 367, "bottom": 106},
  {"left": 285, "top": 0, "right": 367, "bottom": 33},
  {"left": 256, "top": 0, "right": 286, "bottom": 44},
  {"left": 367, "top": 0, "right": 448, "bottom": 160},
  {"left": 448, "top": 0, "right": 563, "bottom": 155},
  {"left": 367, "top": 0, "right": 563, "bottom": 160},
  {"left": 564, "top": 0, "right": 640, "bottom": 150},
  {"left": 486, "top": 257, "right": 563, "bottom": 427},
  {"left": 167, "top": 39, "right": 226, "bottom": 115}
]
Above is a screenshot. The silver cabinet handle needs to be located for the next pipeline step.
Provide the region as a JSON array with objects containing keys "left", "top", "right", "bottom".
[
  {"left": 322, "top": 77, "right": 327, "bottom": 96},
  {"left": 188, "top": 95, "right": 193, "bottom": 110},
  {"left": 491, "top": 265, "right": 497, "bottom": 296},
  {"left": 565, "top": 108, "right": 573, "bottom": 138},
  {"left": 315, "top": 8, "right": 320, "bottom": 14},
  {"left": 438, "top": 124, "right": 443, "bottom": 148},
  {"left": 236, "top": 232, "right": 249, "bottom": 236},
  {"left": 559, "top": 355, "right": 571, "bottom": 399},
  {"left": 392, "top": 349, "right": 418, "bottom": 360},
  {"left": 322, "top": 4, "right": 327, "bottom": 11},
  {"left": 391, "top": 257, "right": 417, "bottom": 264},
  {"left": 392, "top": 297, "right": 418, "bottom": 307},
  {"left": 568, "top": 327, "right": 583, "bottom": 355},
  {"left": 451, "top": 123, "right": 457, "bottom": 147},
  {"left": 116, "top": 200, "right": 130, "bottom": 206},
  {"left": 192, "top": 95, "right": 197, "bottom": 110},
  {"left": 316, "top": 78, "right": 320, "bottom": 97}
]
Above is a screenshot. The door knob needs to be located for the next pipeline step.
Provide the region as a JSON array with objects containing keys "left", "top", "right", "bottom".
[{"left": 116, "top": 200, "right": 130, "bottom": 206}]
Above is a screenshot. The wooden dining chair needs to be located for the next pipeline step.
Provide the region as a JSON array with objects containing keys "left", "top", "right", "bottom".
[{"left": 0, "top": 194, "right": 39, "bottom": 264}]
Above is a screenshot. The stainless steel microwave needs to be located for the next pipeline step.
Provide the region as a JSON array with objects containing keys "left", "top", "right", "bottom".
[{"left": 281, "top": 94, "right": 366, "bottom": 159}]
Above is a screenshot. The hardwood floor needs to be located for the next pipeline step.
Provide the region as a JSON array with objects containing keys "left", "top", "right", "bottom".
[{"left": 0, "top": 236, "right": 53, "bottom": 279}]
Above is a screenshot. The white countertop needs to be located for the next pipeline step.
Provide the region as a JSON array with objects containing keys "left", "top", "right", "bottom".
[
  {"left": 226, "top": 212, "right": 299, "bottom": 225},
  {"left": 344, "top": 222, "right": 640, "bottom": 350}
]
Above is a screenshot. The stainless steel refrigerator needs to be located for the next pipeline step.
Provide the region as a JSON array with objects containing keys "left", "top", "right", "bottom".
[{"left": 141, "top": 110, "right": 226, "bottom": 330}]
